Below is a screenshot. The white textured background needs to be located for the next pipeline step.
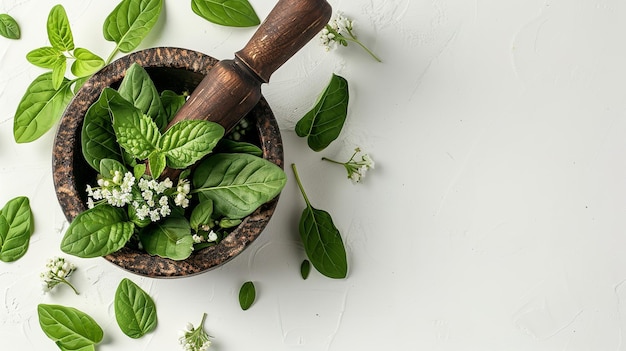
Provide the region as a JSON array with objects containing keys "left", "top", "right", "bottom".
[{"left": 2, "top": 0, "right": 626, "bottom": 350}]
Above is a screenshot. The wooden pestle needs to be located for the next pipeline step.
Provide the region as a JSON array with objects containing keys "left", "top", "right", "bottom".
[{"left": 158, "top": 0, "right": 332, "bottom": 179}]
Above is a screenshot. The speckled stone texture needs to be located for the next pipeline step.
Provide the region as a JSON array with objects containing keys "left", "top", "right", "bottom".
[{"left": 52, "top": 47, "right": 284, "bottom": 278}]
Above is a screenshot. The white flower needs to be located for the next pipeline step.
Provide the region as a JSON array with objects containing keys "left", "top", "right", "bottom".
[
  {"left": 318, "top": 11, "right": 382, "bottom": 62},
  {"left": 40, "top": 257, "right": 79, "bottom": 294},
  {"left": 207, "top": 231, "right": 218, "bottom": 242},
  {"left": 192, "top": 234, "right": 204, "bottom": 244},
  {"left": 322, "top": 147, "right": 375, "bottom": 184},
  {"left": 178, "top": 313, "right": 212, "bottom": 351}
]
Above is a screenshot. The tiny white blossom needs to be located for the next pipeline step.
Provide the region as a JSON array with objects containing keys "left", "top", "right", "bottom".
[
  {"left": 207, "top": 231, "right": 218, "bottom": 242},
  {"left": 178, "top": 313, "right": 212, "bottom": 351},
  {"left": 192, "top": 234, "right": 204, "bottom": 244},
  {"left": 40, "top": 257, "right": 79, "bottom": 294},
  {"left": 322, "top": 147, "right": 375, "bottom": 184},
  {"left": 318, "top": 11, "right": 381, "bottom": 62}
]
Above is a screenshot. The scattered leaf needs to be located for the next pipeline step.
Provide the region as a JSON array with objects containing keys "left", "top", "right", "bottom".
[
  {"left": 114, "top": 278, "right": 158, "bottom": 339},
  {"left": 239, "top": 281, "right": 256, "bottom": 310}
]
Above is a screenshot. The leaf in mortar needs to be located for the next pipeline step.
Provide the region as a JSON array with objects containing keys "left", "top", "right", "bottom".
[
  {"left": 71, "top": 48, "right": 105, "bottom": 77},
  {"left": 103, "top": 0, "right": 163, "bottom": 53},
  {"left": 160, "top": 90, "right": 186, "bottom": 123},
  {"left": 190, "top": 199, "right": 213, "bottom": 231},
  {"left": 192, "top": 153, "right": 287, "bottom": 218},
  {"left": 60, "top": 205, "right": 135, "bottom": 258},
  {"left": 0, "top": 196, "right": 34, "bottom": 262},
  {"left": 139, "top": 217, "right": 194, "bottom": 261},
  {"left": 295, "top": 74, "right": 349, "bottom": 152},
  {"left": 239, "top": 281, "right": 256, "bottom": 310},
  {"left": 0, "top": 14, "right": 20, "bottom": 39},
  {"left": 214, "top": 139, "right": 263, "bottom": 157},
  {"left": 114, "top": 278, "right": 158, "bottom": 339},
  {"left": 191, "top": 0, "right": 260, "bottom": 27},
  {"left": 47, "top": 5, "right": 74, "bottom": 51},
  {"left": 37, "top": 304, "right": 103, "bottom": 350},
  {"left": 160, "top": 120, "right": 224, "bottom": 169},
  {"left": 13, "top": 72, "right": 73, "bottom": 143},
  {"left": 112, "top": 99, "right": 161, "bottom": 160},
  {"left": 118, "top": 63, "right": 167, "bottom": 130},
  {"left": 148, "top": 151, "right": 166, "bottom": 179},
  {"left": 99, "top": 158, "right": 128, "bottom": 179}
]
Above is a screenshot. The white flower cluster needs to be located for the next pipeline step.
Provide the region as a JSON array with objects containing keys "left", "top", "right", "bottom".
[
  {"left": 322, "top": 147, "right": 375, "bottom": 184},
  {"left": 86, "top": 171, "right": 135, "bottom": 209},
  {"left": 132, "top": 177, "right": 174, "bottom": 222},
  {"left": 178, "top": 314, "right": 212, "bottom": 351},
  {"left": 40, "top": 256, "right": 79, "bottom": 294},
  {"left": 319, "top": 12, "right": 353, "bottom": 51},
  {"left": 174, "top": 179, "right": 191, "bottom": 208},
  {"left": 192, "top": 228, "right": 218, "bottom": 244}
]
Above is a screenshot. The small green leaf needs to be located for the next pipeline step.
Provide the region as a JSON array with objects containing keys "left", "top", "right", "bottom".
[
  {"left": 99, "top": 158, "right": 128, "bottom": 179},
  {"left": 112, "top": 103, "right": 161, "bottom": 160},
  {"left": 133, "top": 163, "right": 147, "bottom": 179},
  {"left": 118, "top": 63, "right": 167, "bottom": 130},
  {"left": 0, "top": 14, "right": 20, "bottom": 39},
  {"left": 47, "top": 5, "right": 74, "bottom": 51},
  {"left": 114, "top": 278, "right": 157, "bottom": 339},
  {"left": 219, "top": 218, "right": 241, "bottom": 229},
  {"left": 160, "top": 90, "right": 186, "bottom": 123},
  {"left": 37, "top": 304, "right": 103, "bottom": 350},
  {"left": 71, "top": 48, "right": 105, "bottom": 77},
  {"left": 191, "top": 0, "right": 260, "bottom": 27},
  {"left": 0, "top": 196, "right": 34, "bottom": 262},
  {"left": 295, "top": 74, "right": 349, "bottom": 152},
  {"left": 103, "top": 0, "right": 163, "bottom": 53},
  {"left": 51, "top": 56, "right": 67, "bottom": 90},
  {"left": 239, "top": 281, "right": 256, "bottom": 310},
  {"left": 190, "top": 200, "right": 213, "bottom": 231},
  {"left": 13, "top": 72, "right": 73, "bottom": 143},
  {"left": 193, "top": 153, "right": 287, "bottom": 218},
  {"left": 60, "top": 205, "right": 135, "bottom": 258},
  {"left": 148, "top": 151, "right": 166, "bottom": 178},
  {"left": 160, "top": 120, "right": 224, "bottom": 169},
  {"left": 26, "top": 47, "right": 63, "bottom": 69},
  {"left": 214, "top": 139, "right": 263, "bottom": 157},
  {"left": 139, "top": 217, "right": 194, "bottom": 261},
  {"left": 300, "top": 259, "right": 311, "bottom": 280}
]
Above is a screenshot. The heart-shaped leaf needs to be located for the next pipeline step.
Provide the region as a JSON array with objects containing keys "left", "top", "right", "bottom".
[{"left": 71, "top": 48, "right": 105, "bottom": 77}]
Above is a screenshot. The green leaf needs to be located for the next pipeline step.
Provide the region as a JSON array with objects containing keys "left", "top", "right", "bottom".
[
  {"left": 190, "top": 199, "right": 213, "bottom": 231},
  {"left": 214, "top": 139, "right": 263, "bottom": 157},
  {"left": 0, "top": 196, "right": 34, "bottom": 262},
  {"left": 82, "top": 88, "right": 133, "bottom": 171},
  {"left": 139, "top": 217, "right": 194, "bottom": 261},
  {"left": 191, "top": 0, "right": 260, "bottom": 27},
  {"left": 103, "top": 0, "right": 163, "bottom": 53},
  {"left": 160, "top": 120, "right": 224, "bottom": 169},
  {"left": 295, "top": 74, "right": 349, "bottom": 152},
  {"left": 13, "top": 72, "right": 73, "bottom": 143},
  {"left": 37, "top": 304, "right": 103, "bottom": 350},
  {"left": 148, "top": 151, "right": 166, "bottom": 178},
  {"left": 60, "top": 205, "right": 135, "bottom": 258},
  {"left": 238, "top": 281, "right": 256, "bottom": 310},
  {"left": 218, "top": 218, "right": 241, "bottom": 229},
  {"left": 118, "top": 63, "right": 167, "bottom": 130},
  {"left": 26, "top": 47, "right": 63, "bottom": 69},
  {"left": 0, "top": 14, "right": 20, "bottom": 39},
  {"left": 71, "top": 48, "right": 105, "bottom": 77},
  {"left": 193, "top": 153, "right": 287, "bottom": 218},
  {"left": 114, "top": 278, "right": 158, "bottom": 339},
  {"left": 51, "top": 56, "right": 67, "bottom": 90},
  {"left": 160, "top": 90, "right": 186, "bottom": 123},
  {"left": 134, "top": 163, "right": 147, "bottom": 179},
  {"left": 112, "top": 101, "right": 161, "bottom": 160},
  {"left": 47, "top": 5, "right": 74, "bottom": 51},
  {"left": 99, "top": 158, "right": 128, "bottom": 179},
  {"left": 300, "top": 259, "right": 311, "bottom": 280}
]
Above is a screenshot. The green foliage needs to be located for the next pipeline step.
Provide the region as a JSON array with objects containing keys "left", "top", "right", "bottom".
[
  {"left": 0, "top": 14, "right": 20, "bottom": 39},
  {"left": 139, "top": 217, "right": 194, "bottom": 260},
  {"left": 300, "top": 259, "right": 311, "bottom": 280},
  {"left": 191, "top": 0, "right": 260, "bottom": 27},
  {"left": 295, "top": 74, "right": 350, "bottom": 151},
  {"left": 239, "top": 281, "right": 256, "bottom": 310},
  {"left": 37, "top": 304, "right": 103, "bottom": 350},
  {"left": 160, "top": 120, "right": 224, "bottom": 168},
  {"left": 114, "top": 278, "right": 158, "bottom": 339},
  {"left": 0, "top": 196, "right": 34, "bottom": 262},
  {"left": 118, "top": 63, "right": 167, "bottom": 130},
  {"left": 103, "top": 0, "right": 163, "bottom": 54}
]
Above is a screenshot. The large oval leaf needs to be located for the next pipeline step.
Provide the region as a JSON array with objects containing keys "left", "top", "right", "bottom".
[
  {"left": 118, "top": 63, "right": 167, "bottom": 129},
  {"left": 103, "top": 0, "right": 163, "bottom": 53},
  {"left": 37, "top": 304, "right": 103, "bottom": 350},
  {"left": 191, "top": 0, "right": 260, "bottom": 27},
  {"left": 114, "top": 278, "right": 157, "bottom": 339},
  {"left": 13, "top": 72, "right": 73, "bottom": 143},
  {"left": 160, "top": 120, "right": 224, "bottom": 169},
  {"left": 139, "top": 217, "right": 194, "bottom": 260},
  {"left": 47, "top": 5, "right": 74, "bottom": 51},
  {"left": 299, "top": 206, "right": 347, "bottom": 279},
  {"left": 0, "top": 196, "right": 34, "bottom": 262},
  {"left": 0, "top": 13, "right": 20, "bottom": 39},
  {"left": 192, "top": 153, "right": 286, "bottom": 218},
  {"left": 60, "top": 205, "right": 135, "bottom": 258},
  {"left": 295, "top": 74, "right": 349, "bottom": 152}
]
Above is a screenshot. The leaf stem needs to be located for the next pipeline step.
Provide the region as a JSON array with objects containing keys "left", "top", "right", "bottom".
[
  {"left": 291, "top": 163, "right": 312, "bottom": 208},
  {"left": 105, "top": 47, "right": 119, "bottom": 65}
]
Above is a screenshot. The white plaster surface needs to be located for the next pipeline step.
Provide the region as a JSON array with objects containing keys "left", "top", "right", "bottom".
[{"left": 1, "top": 0, "right": 626, "bottom": 350}]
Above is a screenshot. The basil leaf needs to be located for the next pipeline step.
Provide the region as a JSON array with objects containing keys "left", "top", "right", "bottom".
[
  {"left": 0, "top": 196, "right": 34, "bottom": 262},
  {"left": 148, "top": 151, "right": 166, "bottom": 178},
  {"left": 299, "top": 207, "right": 347, "bottom": 279},
  {"left": 295, "top": 74, "right": 349, "bottom": 152},
  {"left": 118, "top": 63, "right": 167, "bottom": 130},
  {"left": 238, "top": 281, "right": 255, "bottom": 310},
  {"left": 47, "top": 5, "right": 74, "bottom": 51},
  {"left": 26, "top": 47, "right": 63, "bottom": 69},
  {"left": 139, "top": 217, "right": 194, "bottom": 261},
  {"left": 37, "top": 304, "right": 103, "bottom": 350},
  {"left": 112, "top": 100, "right": 161, "bottom": 160},
  {"left": 51, "top": 56, "right": 67, "bottom": 90},
  {"left": 160, "top": 120, "right": 224, "bottom": 169},
  {"left": 103, "top": 0, "right": 163, "bottom": 53},
  {"left": 218, "top": 218, "right": 241, "bottom": 229},
  {"left": 82, "top": 88, "right": 132, "bottom": 171},
  {"left": 214, "top": 139, "right": 263, "bottom": 157},
  {"left": 99, "top": 158, "right": 128, "bottom": 179},
  {"left": 190, "top": 199, "right": 213, "bottom": 231},
  {"left": 60, "top": 205, "right": 135, "bottom": 258},
  {"left": 191, "top": 0, "right": 260, "bottom": 27},
  {"left": 13, "top": 72, "right": 73, "bottom": 143},
  {"left": 114, "top": 278, "right": 158, "bottom": 339},
  {"left": 71, "top": 48, "right": 105, "bottom": 77},
  {"left": 134, "top": 163, "right": 147, "bottom": 179},
  {"left": 193, "top": 153, "right": 287, "bottom": 218},
  {"left": 300, "top": 259, "right": 311, "bottom": 280},
  {"left": 160, "top": 90, "right": 186, "bottom": 123},
  {"left": 0, "top": 14, "right": 20, "bottom": 39}
]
